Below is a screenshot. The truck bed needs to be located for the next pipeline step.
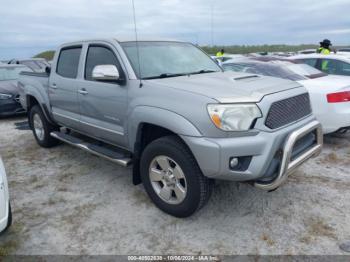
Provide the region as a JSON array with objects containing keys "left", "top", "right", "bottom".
[{"left": 18, "top": 71, "right": 50, "bottom": 110}]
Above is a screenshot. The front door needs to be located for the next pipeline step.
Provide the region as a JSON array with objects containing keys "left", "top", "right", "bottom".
[{"left": 76, "top": 44, "right": 128, "bottom": 147}]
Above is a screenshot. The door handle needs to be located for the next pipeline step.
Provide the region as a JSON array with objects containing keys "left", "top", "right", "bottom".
[
  {"left": 78, "top": 89, "right": 88, "bottom": 95},
  {"left": 50, "top": 83, "right": 58, "bottom": 89}
]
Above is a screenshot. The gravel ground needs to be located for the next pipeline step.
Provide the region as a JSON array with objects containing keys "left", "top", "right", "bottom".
[{"left": 0, "top": 116, "right": 349, "bottom": 255}]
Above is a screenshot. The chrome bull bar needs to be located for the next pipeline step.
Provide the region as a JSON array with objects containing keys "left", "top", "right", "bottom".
[{"left": 254, "top": 120, "right": 323, "bottom": 191}]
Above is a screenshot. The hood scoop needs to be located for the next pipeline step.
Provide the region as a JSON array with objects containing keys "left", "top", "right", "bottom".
[{"left": 233, "top": 75, "right": 259, "bottom": 81}]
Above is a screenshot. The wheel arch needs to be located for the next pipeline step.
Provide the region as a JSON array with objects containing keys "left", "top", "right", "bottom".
[
  {"left": 129, "top": 106, "right": 202, "bottom": 185},
  {"left": 26, "top": 95, "right": 56, "bottom": 127}
]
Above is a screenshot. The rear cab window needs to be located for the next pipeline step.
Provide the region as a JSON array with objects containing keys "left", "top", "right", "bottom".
[{"left": 56, "top": 46, "right": 82, "bottom": 78}]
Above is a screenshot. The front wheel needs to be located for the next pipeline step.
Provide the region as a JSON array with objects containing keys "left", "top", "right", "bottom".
[{"left": 140, "top": 136, "right": 212, "bottom": 218}]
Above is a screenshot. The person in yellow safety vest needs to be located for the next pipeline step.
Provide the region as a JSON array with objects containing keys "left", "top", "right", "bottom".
[
  {"left": 317, "top": 39, "right": 332, "bottom": 54},
  {"left": 317, "top": 39, "right": 332, "bottom": 71},
  {"left": 216, "top": 49, "right": 225, "bottom": 57}
]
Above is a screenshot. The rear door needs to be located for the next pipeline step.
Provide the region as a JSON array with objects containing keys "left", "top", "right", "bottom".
[
  {"left": 76, "top": 43, "right": 128, "bottom": 146},
  {"left": 49, "top": 46, "right": 82, "bottom": 130}
]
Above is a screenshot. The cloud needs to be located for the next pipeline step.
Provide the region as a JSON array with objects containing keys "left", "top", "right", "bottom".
[{"left": 0, "top": 0, "right": 349, "bottom": 58}]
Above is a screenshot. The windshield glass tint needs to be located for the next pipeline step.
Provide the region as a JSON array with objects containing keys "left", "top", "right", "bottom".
[
  {"left": 121, "top": 41, "right": 221, "bottom": 79},
  {"left": 223, "top": 62, "right": 306, "bottom": 81},
  {"left": 285, "top": 63, "right": 326, "bottom": 78},
  {"left": 0, "top": 67, "right": 26, "bottom": 81}
]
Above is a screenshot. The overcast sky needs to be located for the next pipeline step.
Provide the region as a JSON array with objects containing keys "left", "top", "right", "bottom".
[{"left": 0, "top": 0, "right": 349, "bottom": 59}]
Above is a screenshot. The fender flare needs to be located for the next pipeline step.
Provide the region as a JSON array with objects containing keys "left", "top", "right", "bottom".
[
  {"left": 127, "top": 106, "right": 202, "bottom": 150},
  {"left": 25, "top": 90, "right": 56, "bottom": 126}
]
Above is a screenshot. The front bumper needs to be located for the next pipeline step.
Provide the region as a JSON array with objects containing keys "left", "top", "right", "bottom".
[
  {"left": 254, "top": 120, "right": 322, "bottom": 190},
  {"left": 181, "top": 116, "right": 323, "bottom": 190},
  {"left": 0, "top": 98, "right": 26, "bottom": 117}
]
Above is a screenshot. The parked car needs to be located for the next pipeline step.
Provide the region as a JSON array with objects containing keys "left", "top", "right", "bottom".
[
  {"left": 0, "top": 64, "right": 31, "bottom": 117},
  {"left": 337, "top": 48, "right": 350, "bottom": 55},
  {"left": 8, "top": 58, "right": 50, "bottom": 73},
  {"left": 290, "top": 54, "right": 350, "bottom": 76},
  {"left": 19, "top": 38, "right": 322, "bottom": 217},
  {"left": 0, "top": 157, "right": 12, "bottom": 234},
  {"left": 298, "top": 49, "right": 317, "bottom": 55},
  {"left": 222, "top": 57, "right": 350, "bottom": 134},
  {"left": 211, "top": 54, "right": 246, "bottom": 66}
]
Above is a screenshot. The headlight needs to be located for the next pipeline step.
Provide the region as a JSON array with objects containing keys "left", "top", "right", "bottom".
[
  {"left": 207, "top": 104, "right": 262, "bottom": 131},
  {"left": 0, "top": 93, "right": 13, "bottom": 100}
]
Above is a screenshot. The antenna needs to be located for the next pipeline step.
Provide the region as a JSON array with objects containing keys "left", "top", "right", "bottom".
[
  {"left": 131, "top": 0, "right": 143, "bottom": 88},
  {"left": 210, "top": 3, "right": 214, "bottom": 47}
]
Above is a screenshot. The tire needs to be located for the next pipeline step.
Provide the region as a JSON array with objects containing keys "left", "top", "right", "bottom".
[
  {"left": 140, "top": 136, "right": 212, "bottom": 218},
  {"left": 29, "top": 105, "right": 59, "bottom": 148}
]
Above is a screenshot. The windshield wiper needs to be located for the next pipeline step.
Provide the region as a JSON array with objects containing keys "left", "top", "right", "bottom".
[
  {"left": 188, "top": 69, "right": 218, "bottom": 75},
  {"left": 142, "top": 70, "right": 218, "bottom": 79},
  {"left": 142, "top": 73, "right": 188, "bottom": 80}
]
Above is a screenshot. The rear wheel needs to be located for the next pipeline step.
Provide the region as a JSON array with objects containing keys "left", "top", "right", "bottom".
[
  {"left": 29, "top": 105, "right": 59, "bottom": 148},
  {"left": 140, "top": 136, "right": 212, "bottom": 218}
]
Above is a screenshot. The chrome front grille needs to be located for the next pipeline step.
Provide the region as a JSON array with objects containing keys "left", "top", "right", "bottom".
[{"left": 265, "top": 93, "right": 311, "bottom": 129}]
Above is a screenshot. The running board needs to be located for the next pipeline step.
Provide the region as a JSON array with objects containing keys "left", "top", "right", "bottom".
[{"left": 50, "top": 131, "right": 132, "bottom": 167}]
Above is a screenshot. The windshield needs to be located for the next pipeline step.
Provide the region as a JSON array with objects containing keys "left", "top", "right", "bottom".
[
  {"left": 223, "top": 61, "right": 307, "bottom": 81},
  {"left": 121, "top": 41, "right": 221, "bottom": 79},
  {"left": 0, "top": 67, "right": 27, "bottom": 81}
]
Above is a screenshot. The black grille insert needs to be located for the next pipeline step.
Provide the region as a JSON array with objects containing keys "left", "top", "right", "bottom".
[{"left": 265, "top": 93, "right": 311, "bottom": 129}]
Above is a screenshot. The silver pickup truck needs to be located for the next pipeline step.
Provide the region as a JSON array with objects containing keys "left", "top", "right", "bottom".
[{"left": 19, "top": 38, "right": 323, "bottom": 217}]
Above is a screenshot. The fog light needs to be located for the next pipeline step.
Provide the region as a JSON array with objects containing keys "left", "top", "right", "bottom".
[
  {"left": 229, "top": 156, "right": 252, "bottom": 171},
  {"left": 230, "top": 157, "right": 239, "bottom": 168}
]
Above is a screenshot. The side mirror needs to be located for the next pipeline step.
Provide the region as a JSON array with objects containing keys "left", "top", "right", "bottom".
[
  {"left": 45, "top": 66, "right": 51, "bottom": 74},
  {"left": 92, "top": 65, "right": 120, "bottom": 81}
]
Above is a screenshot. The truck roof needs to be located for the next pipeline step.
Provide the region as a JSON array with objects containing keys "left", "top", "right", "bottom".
[{"left": 60, "top": 37, "right": 184, "bottom": 47}]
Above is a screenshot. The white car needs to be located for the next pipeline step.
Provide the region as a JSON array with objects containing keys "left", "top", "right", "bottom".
[
  {"left": 298, "top": 49, "right": 317, "bottom": 55},
  {"left": 0, "top": 157, "right": 11, "bottom": 234},
  {"left": 211, "top": 54, "right": 246, "bottom": 66},
  {"left": 290, "top": 54, "right": 350, "bottom": 77},
  {"left": 222, "top": 58, "right": 350, "bottom": 134},
  {"left": 337, "top": 48, "right": 350, "bottom": 56}
]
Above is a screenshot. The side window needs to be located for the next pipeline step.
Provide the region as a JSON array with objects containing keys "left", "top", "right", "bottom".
[
  {"left": 56, "top": 47, "right": 82, "bottom": 78},
  {"left": 85, "top": 45, "right": 123, "bottom": 81},
  {"left": 335, "top": 61, "right": 350, "bottom": 76},
  {"left": 301, "top": 58, "right": 318, "bottom": 68},
  {"left": 319, "top": 59, "right": 337, "bottom": 74}
]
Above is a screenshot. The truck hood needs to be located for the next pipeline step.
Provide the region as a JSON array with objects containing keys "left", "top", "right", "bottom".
[
  {"left": 0, "top": 80, "right": 20, "bottom": 95},
  {"left": 145, "top": 71, "right": 302, "bottom": 103}
]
